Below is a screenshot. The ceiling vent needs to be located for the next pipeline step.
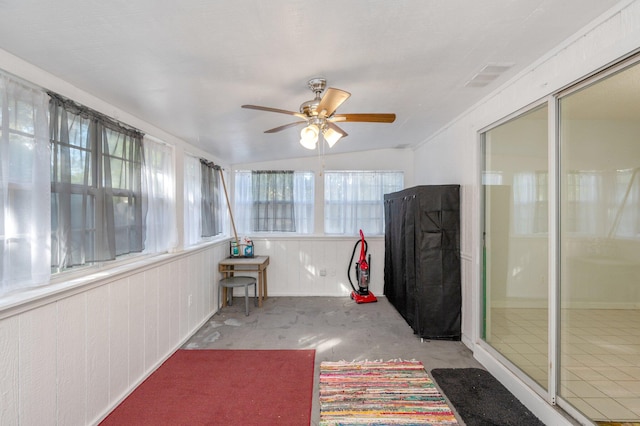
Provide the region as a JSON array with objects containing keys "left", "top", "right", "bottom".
[{"left": 465, "top": 63, "right": 514, "bottom": 88}]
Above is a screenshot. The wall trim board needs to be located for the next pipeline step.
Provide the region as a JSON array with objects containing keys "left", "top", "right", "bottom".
[{"left": 0, "top": 239, "right": 229, "bottom": 321}]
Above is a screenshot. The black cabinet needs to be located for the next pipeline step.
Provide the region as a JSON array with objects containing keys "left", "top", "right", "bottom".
[{"left": 383, "top": 185, "right": 461, "bottom": 340}]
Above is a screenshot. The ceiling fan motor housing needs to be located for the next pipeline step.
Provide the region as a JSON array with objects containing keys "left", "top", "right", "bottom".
[
  {"left": 299, "top": 78, "right": 326, "bottom": 116},
  {"left": 300, "top": 99, "right": 319, "bottom": 117}
]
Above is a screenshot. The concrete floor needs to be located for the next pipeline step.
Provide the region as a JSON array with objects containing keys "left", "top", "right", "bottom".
[{"left": 184, "top": 295, "right": 482, "bottom": 425}]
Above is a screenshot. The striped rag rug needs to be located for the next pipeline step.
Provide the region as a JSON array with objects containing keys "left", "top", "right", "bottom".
[{"left": 319, "top": 360, "right": 459, "bottom": 425}]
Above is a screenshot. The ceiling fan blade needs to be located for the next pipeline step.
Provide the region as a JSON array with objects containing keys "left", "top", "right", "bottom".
[
  {"left": 316, "top": 88, "right": 351, "bottom": 118},
  {"left": 331, "top": 113, "right": 396, "bottom": 123},
  {"left": 242, "top": 105, "right": 307, "bottom": 120},
  {"left": 326, "top": 121, "right": 348, "bottom": 137},
  {"left": 264, "top": 121, "right": 307, "bottom": 133}
]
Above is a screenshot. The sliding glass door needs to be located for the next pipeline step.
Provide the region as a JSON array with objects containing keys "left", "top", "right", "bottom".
[
  {"left": 482, "top": 57, "right": 640, "bottom": 423},
  {"left": 558, "top": 61, "right": 640, "bottom": 422},
  {"left": 482, "top": 105, "right": 549, "bottom": 389}
]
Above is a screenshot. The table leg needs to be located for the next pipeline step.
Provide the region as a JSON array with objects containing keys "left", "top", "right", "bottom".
[
  {"left": 257, "top": 271, "right": 263, "bottom": 307},
  {"left": 263, "top": 269, "right": 268, "bottom": 300}
]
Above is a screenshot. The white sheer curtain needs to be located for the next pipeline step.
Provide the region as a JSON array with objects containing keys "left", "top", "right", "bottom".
[
  {"left": 143, "top": 137, "right": 177, "bottom": 253},
  {"left": 234, "top": 170, "right": 314, "bottom": 234},
  {"left": 293, "top": 171, "right": 314, "bottom": 234},
  {"left": 324, "top": 171, "right": 403, "bottom": 235},
  {"left": 183, "top": 154, "right": 202, "bottom": 246},
  {"left": 234, "top": 171, "right": 252, "bottom": 234},
  {"left": 0, "top": 74, "right": 50, "bottom": 294}
]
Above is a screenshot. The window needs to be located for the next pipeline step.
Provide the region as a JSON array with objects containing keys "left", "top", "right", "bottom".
[
  {"left": 183, "top": 155, "right": 225, "bottom": 246},
  {"left": 234, "top": 170, "right": 314, "bottom": 234},
  {"left": 324, "top": 171, "right": 403, "bottom": 235},
  {"left": 50, "top": 94, "right": 147, "bottom": 271},
  {"left": 1, "top": 73, "right": 179, "bottom": 296}
]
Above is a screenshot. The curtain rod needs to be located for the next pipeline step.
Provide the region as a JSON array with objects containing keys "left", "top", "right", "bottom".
[
  {"left": 48, "top": 91, "right": 144, "bottom": 138},
  {"left": 200, "top": 158, "right": 221, "bottom": 170}
]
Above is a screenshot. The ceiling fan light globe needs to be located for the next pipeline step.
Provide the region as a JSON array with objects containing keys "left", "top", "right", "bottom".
[
  {"left": 323, "top": 127, "right": 342, "bottom": 148},
  {"left": 300, "top": 124, "right": 319, "bottom": 149},
  {"left": 300, "top": 137, "right": 317, "bottom": 150}
]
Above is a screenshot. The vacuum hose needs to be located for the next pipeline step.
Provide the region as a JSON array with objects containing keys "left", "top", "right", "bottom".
[{"left": 347, "top": 232, "right": 368, "bottom": 293}]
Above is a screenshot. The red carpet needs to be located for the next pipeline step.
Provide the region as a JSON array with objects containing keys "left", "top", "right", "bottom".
[{"left": 101, "top": 349, "right": 315, "bottom": 426}]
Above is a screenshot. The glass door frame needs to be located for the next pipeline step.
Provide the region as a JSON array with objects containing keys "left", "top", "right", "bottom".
[
  {"left": 552, "top": 52, "right": 640, "bottom": 423},
  {"left": 478, "top": 52, "right": 640, "bottom": 425},
  {"left": 478, "top": 97, "right": 553, "bottom": 404}
]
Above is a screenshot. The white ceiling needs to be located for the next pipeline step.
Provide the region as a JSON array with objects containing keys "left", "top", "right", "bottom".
[{"left": 0, "top": 0, "right": 622, "bottom": 164}]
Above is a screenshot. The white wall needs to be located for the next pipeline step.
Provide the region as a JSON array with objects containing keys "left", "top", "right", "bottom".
[
  {"left": 246, "top": 236, "right": 385, "bottom": 297},
  {"left": 0, "top": 242, "right": 229, "bottom": 426},
  {"left": 412, "top": 1, "right": 640, "bottom": 424},
  {"left": 234, "top": 147, "right": 414, "bottom": 180}
]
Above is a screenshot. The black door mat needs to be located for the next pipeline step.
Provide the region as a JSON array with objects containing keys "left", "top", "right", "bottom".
[{"left": 430, "top": 368, "right": 545, "bottom": 426}]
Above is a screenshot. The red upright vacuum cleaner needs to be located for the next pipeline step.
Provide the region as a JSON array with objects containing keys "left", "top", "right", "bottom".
[{"left": 349, "top": 230, "right": 377, "bottom": 303}]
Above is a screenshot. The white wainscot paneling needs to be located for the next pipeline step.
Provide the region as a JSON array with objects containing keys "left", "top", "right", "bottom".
[
  {"left": 178, "top": 257, "right": 190, "bottom": 337},
  {"left": 129, "top": 273, "right": 146, "bottom": 386},
  {"left": 57, "top": 294, "right": 88, "bottom": 426},
  {"left": 144, "top": 268, "right": 160, "bottom": 371},
  {"left": 0, "top": 217, "right": 232, "bottom": 425},
  {"left": 109, "top": 278, "right": 131, "bottom": 405},
  {"left": 157, "top": 262, "right": 177, "bottom": 358},
  {"left": 86, "top": 285, "right": 110, "bottom": 424},
  {"left": 0, "top": 316, "right": 19, "bottom": 425},
  {"left": 20, "top": 303, "right": 57, "bottom": 425},
  {"left": 249, "top": 237, "right": 385, "bottom": 297}
]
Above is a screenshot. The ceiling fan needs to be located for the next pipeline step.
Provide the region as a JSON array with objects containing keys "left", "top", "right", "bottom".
[{"left": 242, "top": 78, "right": 396, "bottom": 150}]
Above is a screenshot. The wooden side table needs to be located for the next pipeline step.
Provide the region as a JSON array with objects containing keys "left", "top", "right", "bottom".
[{"left": 218, "top": 255, "right": 270, "bottom": 307}]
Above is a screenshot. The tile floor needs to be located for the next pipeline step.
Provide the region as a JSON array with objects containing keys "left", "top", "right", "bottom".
[{"left": 490, "top": 307, "right": 640, "bottom": 422}]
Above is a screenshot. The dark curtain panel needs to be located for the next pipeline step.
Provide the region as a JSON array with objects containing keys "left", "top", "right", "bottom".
[
  {"left": 251, "top": 170, "right": 296, "bottom": 232},
  {"left": 200, "top": 160, "right": 223, "bottom": 237},
  {"left": 49, "top": 94, "right": 146, "bottom": 270}
]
